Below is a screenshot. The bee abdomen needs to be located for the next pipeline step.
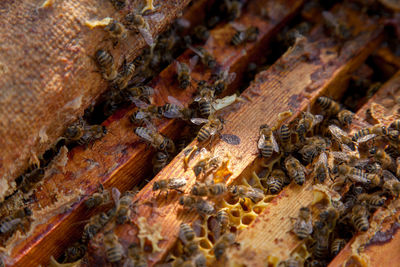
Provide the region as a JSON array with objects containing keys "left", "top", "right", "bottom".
[
  {"left": 352, "top": 129, "right": 371, "bottom": 141},
  {"left": 331, "top": 238, "right": 346, "bottom": 256},
  {"left": 314, "top": 242, "right": 329, "bottom": 259},
  {"left": 268, "top": 178, "right": 283, "bottom": 194},
  {"left": 197, "top": 127, "right": 210, "bottom": 142},
  {"left": 294, "top": 227, "right": 310, "bottom": 240},
  {"left": 231, "top": 31, "right": 245, "bottom": 46},
  {"left": 106, "top": 247, "right": 122, "bottom": 262},
  {"left": 260, "top": 144, "right": 273, "bottom": 158},
  {"left": 199, "top": 100, "right": 211, "bottom": 117},
  {"left": 294, "top": 172, "right": 305, "bottom": 186},
  {"left": 353, "top": 216, "right": 369, "bottom": 232},
  {"left": 390, "top": 120, "right": 400, "bottom": 131},
  {"left": 279, "top": 124, "right": 291, "bottom": 143}
]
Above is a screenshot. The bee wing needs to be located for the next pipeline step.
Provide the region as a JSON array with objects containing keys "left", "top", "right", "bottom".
[
  {"left": 135, "top": 126, "right": 154, "bottom": 143},
  {"left": 138, "top": 26, "right": 154, "bottom": 46},
  {"left": 189, "top": 56, "right": 198, "bottom": 71},
  {"left": 349, "top": 173, "right": 369, "bottom": 184},
  {"left": 148, "top": 12, "right": 165, "bottom": 23},
  {"left": 191, "top": 118, "right": 209, "bottom": 125},
  {"left": 353, "top": 158, "right": 370, "bottom": 169},
  {"left": 382, "top": 170, "right": 398, "bottom": 182},
  {"left": 143, "top": 119, "right": 158, "bottom": 132},
  {"left": 167, "top": 96, "right": 184, "bottom": 108},
  {"left": 175, "top": 17, "right": 191, "bottom": 28},
  {"left": 130, "top": 97, "right": 149, "bottom": 108},
  {"left": 257, "top": 134, "right": 266, "bottom": 149},
  {"left": 313, "top": 115, "right": 324, "bottom": 126},
  {"left": 341, "top": 143, "right": 353, "bottom": 153},
  {"left": 329, "top": 124, "right": 347, "bottom": 140},
  {"left": 134, "top": 110, "right": 148, "bottom": 120},
  {"left": 317, "top": 152, "right": 328, "bottom": 165},
  {"left": 331, "top": 151, "right": 350, "bottom": 162},
  {"left": 175, "top": 60, "right": 182, "bottom": 73},
  {"left": 356, "top": 134, "right": 376, "bottom": 143},
  {"left": 212, "top": 94, "right": 237, "bottom": 111},
  {"left": 188, "top": 45, "right": 203, "bottom": 57},
  {"left": 112, "top": 187, "right": 121, "bottom": 206},
  {"left": 271, "top": 133, "right": 279, "bottom": 153},
  {"left": 229, "top": 21, "right": 247, "bottom": 31},
  {"left": 169, "top": 177, "right": 187, "bottom": 189}
]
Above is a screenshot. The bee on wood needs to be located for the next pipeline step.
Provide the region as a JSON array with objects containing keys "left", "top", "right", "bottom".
[
  {"left": 314, "top": 152, "right": 329, "bottom": 183},
  {"left": 211, "top": 68, "right": 236, "bottom": 95},
  {"left": 216, "top": 209, "right": 230, "bottom": 232},
  {"left": 190, "top": 182, "right": 208, "bottom": 197},
  {"left": 152, "top": 177, "right": 187, "bottom": 198},
  {"left": 369, "top": 147, "right": 394, "bottom": 170},
  {"left": 316, "top": 96, "right": 341, "bottom": 116},
  {"left": 125, "top": 85, "right": 155, "bottom": 100},
  {"left": 208, "top": 183, "right": 228, "bottom": 196},
  {"left": 176, "top": 60, "right": 192, "bottom": 90},
  {"left": 328, "top": 124, "right": 354, "bottom": 149},
  {"left": 192, "top": 154, "right": 221, "bottom": 177},
  {"left": 81, "top": 211, "right": 112, "bottom": 243},
  {"left": 113, "top": 61, "right": 135, "bottom": 90},
  {"left": 331, "top": 238, "right": 346, "bottom": 257},
  {"left": 84, "top": 184, "right": 110, "bottom": 209},
  {"left": 179, "top": 196, "right": 215, "bottom": 215},
  {"left": 313, "top": 221, "right": 330, "bottom": 260},
  {"left": 78, "top": 125, "right": 107, "bottom": 146},
  {"left": 337, "top": 109, "right": 354, "bottom": 126},
  {"left": 103, "top": 232, "right": 123, "bottom": 263},
  {"left": 351, "top": 204, "right": 369, "bottom": 232},
  {"left": 229, "top": 185, "right": 264, "bottom": 203},
  {"left": 357, "top": 193, "right": 386, "bottom": 207},
  {"left": 125, "top": 12, "right": 157, "bottom": 46},
  {"left": 95, "top": 49, "right": 118, "bottom": 81},
  {"left": 18, "top": 168, "right": 45, "bottom": 193},
  {"left": 161, "top": 96, "right": 194, "bottom": 120},
  {"left": 296, "top": 111, "right": 323, "bottom": 142},
  {"left": 266, "top": 169, "right": 288, "bottom": 194},
  {"left": 193, "top": 25, "right": 210, "bottom": 43},
  {"left": 109, "top": 0, "right": 125, "bottom": 10},
  {"left": 230, "top": 25, "right": 259, "bottom": 46},
  {"left": 191, "top": 115, "right": 224, "bottom": 143},
  {"left": 134, "top": 123, "right": 175, "bottom": 153},
  {"left": 188, "top": 45, "right": 217, "bottom": 69},
  {"left": 104, "top": 19, "right": 128, "bottom": 42},
  {"left": 179, "top": 223, "right": 195, "bottom": 244},
  {"left": 352, "top": 124, "right": 388, "bottom": 142},
  {"left": 291, "top": 207, "right": 312, "bottom": 240},
  {"left": 214, "top": 233, "right": 236, "bottom": 260},
  {"left": 112, "top": 188, "right": 137, "bottom": 225},
  {"left": 278, "top": 124, "right": 291, "bottom": 150},
  {"left": 62, "top": 243, "right": 87, "bottom": 263},
  {"left": 194, "top": 81, "right": 215, "bottom": 117},
  {"left": 332, "top": 164, "right": 372, "bottom": 185},
  {"left": 0, "top": 207, "right": 32, "bottom": 235},
  {"left": 383, "top": 170, "right": 400, "bottom": 197},
  {"left": 152, "top": 151, "right": 169, "bottom": 174},
  {"left": 284, "top": 156, "right": 306, "bottom": 185},
  {"left": 258, "top": 124, "right": 279, "bottom": 159}
]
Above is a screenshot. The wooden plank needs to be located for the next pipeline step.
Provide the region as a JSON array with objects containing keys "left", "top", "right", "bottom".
[
  {"left": 328, "top": 70, "right": 400, "bottom": 267},
  {"left": 0, "top": 0, "right": 303, "bottom": 266},
  {"left": 83, "top": 3, "right": 384, "bottom": 266}
]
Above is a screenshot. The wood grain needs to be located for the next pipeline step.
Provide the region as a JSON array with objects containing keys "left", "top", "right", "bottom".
[
  {"left": 83, "top": 3, "right": 384, "bottom": 266},
  {"left": 0, "top": 0, "right": 304, "bottom": 265},
  {"left": 0, "top": 0, "right": 192, "bottom": 200}
]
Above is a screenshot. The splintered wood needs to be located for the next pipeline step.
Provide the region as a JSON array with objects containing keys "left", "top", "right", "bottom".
[
  {"left": 328, "top": 71, "right": 400, "bottom": 267},
  {"left": 0, "top": 0, "right": 303, "bottom": 266},
  {"left": 82, "top": 3, "right": 383, "bottom": 266}
]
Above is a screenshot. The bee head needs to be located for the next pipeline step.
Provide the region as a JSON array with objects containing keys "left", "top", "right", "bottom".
[
  {"left": 381, "top": 126, "right": 388, "bottom": 135},
  {"left": 153, "top": 182, "right": 160, "bottom": 191}
]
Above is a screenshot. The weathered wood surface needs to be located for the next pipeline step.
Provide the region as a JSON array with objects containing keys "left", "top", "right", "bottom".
[
  {"left": 328, "top": 70, "right": 400, "bottom": 267},
  {"left": 0, "top": 0, "right": 304, "bottom": 265},
  {"left": 83, "top": 3, "right": 384, "bottom": 266},
  {"left": 0, "top": 0, "right": 191, "bottom": 200}
]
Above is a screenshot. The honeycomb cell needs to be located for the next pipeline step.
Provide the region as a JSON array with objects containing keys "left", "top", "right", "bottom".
[
  {"left": 199, "top": 238, "right": 213, "bottom": 249},
  {"left": 241, "top": 214, "right": 256, "bottom": 225}
]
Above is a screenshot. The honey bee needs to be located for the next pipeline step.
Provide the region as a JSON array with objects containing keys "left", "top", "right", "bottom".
[
  {"left": 278, "top": 124, "right": 291, "bottom": 149},
  {"left": 152, "top": 151, "right": 169, "bottom": 174},
  {"left": 337, "top": 109, "right": 354, "bottom": 126},
  {"left": 190, "top": 182, "right": 208, "bottom": 197},
  {"left": 176, "top": 60, "right": 192, "bottom": 89},
  {"left": 191, "top": 116, "right": 224, "bottom": 143},
  {"left": 224, "top": 0, "right": 242, "bottom": 21},
  {"left": 357, "top": 193, "right": 386, "bottom": 207},
  {"left": 134, "top": 124, "right": 175, "bottom": 153},
  {"left": 112, "top": 188, "right": 137, "bottom": 225},
  {"left": 230, "top": 25, "right": 259, "bottom": 46},
  {"left": 258, "top": 124, "right": 279, "bottom": 158},
  {"left": 125, "top": 12, "right": 155, "bottom": 46},
  {"left": 387, "top": 129, "right": 400, "bottom": 143},
  {"left": 81, "top": 211, "right": 112, "bottom": 243},
  {"left": 194, "top": 81, "right": 215, "bottom": 117},
  {"left": 328, "top": 124, "right": 354, "bottom": 148},
  {"left": 331, "top": 238, "right": 346, "bottom": 256},
  {"left": 284, "top": 156, "right": 306, "bottom": 185},
  {"left": 291, "top": 207, "right": 312, "bottom": 240},
  {"left": 78, "top": 125, "right": 108, "bottom": 146},
  {"left": 389, "top": 120, "right": 400, "bottom": 131},
  {"left": 266, "top": 169, "right": 288, "bottom": 194},
  {"left": 125, "top": 85, "right": 155, "bottom": 100},
  {"left": 62, "top": 242, "right": 87, "bottom": 263},
  {"left": 188, "top": 45, "right": 217, "bottom": 69},
  {"left": 208, "top": 183, "right": 228, "bottom": 196},
  {"left": 183, "top": 241, "right": 200, "bottom": 257},
  {"left": 179, "top": 223, "right": 195, "bottom": 244},
  {"left": 103, "top": 232, "right": 123, "bottom": 263},
  {"left": 192, "top": 154, "right": 220, "bottom": 177},
  {"left": 95, "top": 49, "right": 118, "bottom": 81},
  {"left": 124, "top": 243, "right": 147, "bottom": 267},
  {"left": 193, "top": 252, "right": 207, "bottom": 267},
  {"left": 298, "top": 142, "right": 324, "bottom": 164},
  {"left": 214, "top": 233, "right": 236, "bottom": 260},
  {"left": 18, "top": 168, "right": 45, "bottom": 193},
  {"left": 211, "top": 68, "right": 236, "bottom": 95},
  {"left": 113, "top": 61, "right": 135, "bottom": 90},
  {"left": 179, "top": 196, "right": 215, "bottom": 215},
  {"left": 104, "top": 19, "right": 128, "bottom": 41},
  {"left": 382, "top": 170, "right": 400, "bottom": 197},
  {"left": 385, "top": 145, "right": 400, "bottom": 159},
  {"left": 229, "top": 185, "right": 264, "bottom": 203},
  {"left": 216, "top": 209, "right": 230, "bottom": 231},
  {"left": 162, "top": 96, "right": 194, "bottom": 120},
  {"left": 314, "top": 152, "right": 329, "bottom": 183},
  {"left": 316, "top": 96, "right": 341, "bottom": 116},
  {"left": 369, "top": 147, "right": 394, "bottom": 170},
  {"left": 296, "top": 112, "right": 323, "bottom": 142},
  {"left": 84, "top": 184, "right": 110, "bottom": 209},
  {"left": 152, "top": 177, "right": 187, "bottom": 197},
  {"left": 332, "top": 164, "right": 371, "bottom": 184},
  {"left": 352, "top": 124, "right": 388, "bottom": 142},
  {"left": 351, "top": 204, "right": 369, "bottom": 232},
  {"left": 313, "top": 221, "right": 330, "bottom": 260},
  {"left": 109, "top": 0, "right": 125, "bottom": 10},
  {"left": 0, "top": 207, "right": 32, "bottom": 235},
  {"left": 278, "top": 257, "right": 301, "bottom": 267},
  {"left": 193, "top": 25, "right": 210, "bottom": 43}
]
